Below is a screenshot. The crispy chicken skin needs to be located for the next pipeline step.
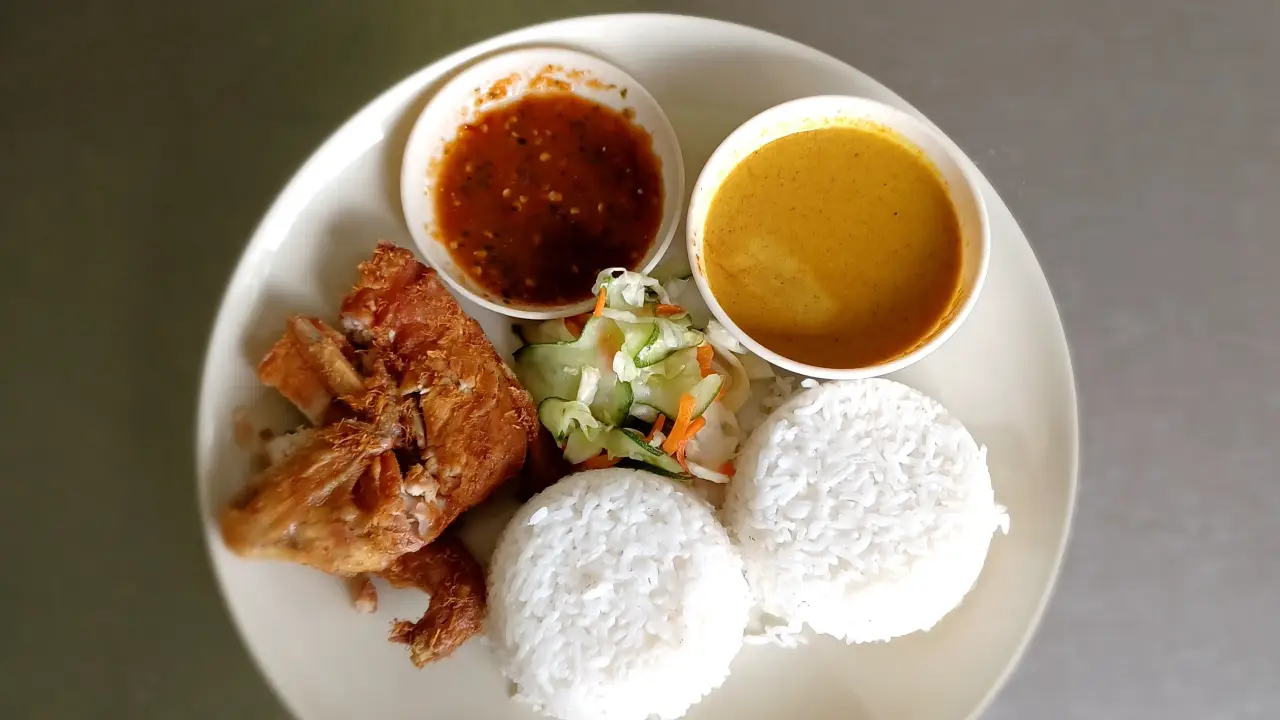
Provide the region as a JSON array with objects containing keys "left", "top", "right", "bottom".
[
  {"left": 520, "top": 426, "right": 573, "bottom": 500},
  {"left": 340, "top": 243, "right": 539, "bottom": 542},
  {"left": 220, "top": 242, "right": 547, "bottom": 665},
  {"left": 221, "top": 424, "right": 425, "bottom": 575},
  {"left": 256, "top": 317, "right": 358, "bottom": 425},
  {"left": 382, "top": 536, "right": 487, "bottom": 666}
]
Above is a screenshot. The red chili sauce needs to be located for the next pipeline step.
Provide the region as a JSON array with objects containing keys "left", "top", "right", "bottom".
[{"left": 434, "top": 93, "right": 663, "bottom": 306}]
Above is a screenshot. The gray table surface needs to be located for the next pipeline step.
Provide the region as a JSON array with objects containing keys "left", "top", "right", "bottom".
[{"left": 2, "top": 1, "right": 1276, "bottom": 718}]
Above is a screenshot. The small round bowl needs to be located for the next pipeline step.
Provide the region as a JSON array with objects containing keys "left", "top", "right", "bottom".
[
  {"left": 686, "top": 95, "right": 990, "bottom": 379},
  {"left": 400, "top": 47, "right": 684, "bottom": 320}
]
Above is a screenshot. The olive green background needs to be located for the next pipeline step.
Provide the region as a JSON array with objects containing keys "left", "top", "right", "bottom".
[{"left": 2, "top": 1, "right": 1276, "bottom": 718}]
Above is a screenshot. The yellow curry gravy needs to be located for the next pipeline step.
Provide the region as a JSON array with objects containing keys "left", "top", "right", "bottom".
[{"left": 703, "top": 124, "right": 963, "bottom": 368}]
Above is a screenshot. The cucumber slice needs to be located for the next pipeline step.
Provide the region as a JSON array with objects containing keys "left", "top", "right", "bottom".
[
  {"left": 563, "top": 426, "right": 606, "bottom": 464},
  {"left": 624, "top": 318, "right": 704, "bottom": 368},
  {"left": 513, "top": 317, "right": 632, "bottom": 425},
  {"left": 557, "top": 426, "right": 683, "bottom": 474},
  {"left": 537, "top": 398, "right": 600, "bottom": 444},
  {"left": 604, "top": 428, "right": 685, "bottom": 475},
  {"left": 591, "top": 376, "right": 633, "bottom": 426},
  {"left": 618, "top": 320, "right": 659, "bottom": 359},
  {"left": 515, "top": 319, "right": 576, "bottom": 345},
  {"left": 631, "top": 347, "right": 724, "bottom": 419},
  {"left": 629, "top": 402, "right": 660, "bottom": 422}
]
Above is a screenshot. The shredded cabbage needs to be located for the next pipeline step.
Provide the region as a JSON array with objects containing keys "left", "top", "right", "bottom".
[
  {"left": 560, "top": 399, "right": 603, "bottom": 436},
  {"left": 739, "top": 352, "right": 776, "bottom": 381},
  {"left": 686, "top": 461, "right": 732, "bottom": 484},
  {"left": 600, "top": 307, "right": 644, "bottom": 324},
  {"left": 629, "top": 403, "right": 659, "bottom": 422},
  {"left": 612, "top": 350, "right": 643, "bottom": 382},
  {"left": 705, "top": 319, "right": 745, "bottom": 354},
  {"left": 593, "top": 267, "right": 670, "bottom": 309},
  {"left": 684, "top": 401, "right": 741, "bottom": 479},
  {"left": 709, "top": 345, "right": 751, "bottom": 413},
  {"left": 665, "top": 276, "right": 712, "bottom": 328},
  {"left": 576, "top": 366, "right": 600, "bottom": 405}
]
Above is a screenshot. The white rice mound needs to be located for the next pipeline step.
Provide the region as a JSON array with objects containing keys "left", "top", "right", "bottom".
[
  {"left": 724, "top": 378, "right": 1009, "bottom": 645},
  {"left": 487, "top": 468, "right": 750, "bottom": 720}
]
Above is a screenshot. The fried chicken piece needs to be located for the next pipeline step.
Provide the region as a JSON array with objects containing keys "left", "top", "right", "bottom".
[
  {"left": 257, "top": 317, "right": 360, "bottom": 424},
  {"left": 349, "top": 574, "right": 378, "bottom": 614},
  {"left": 340, "top": 243, "right": 539, "bottom": 542},
  {"left": 520, "top": 425, "right": 573, "bottom": 500},
  {"left": 220, "top": 425, "right": 424, "bottom": 575},
  {"left": 381, "top": 536, "right": 486, "bottom": 667},
  {"left": 223, "top": 242, "right": 559, "bottom": 666}
]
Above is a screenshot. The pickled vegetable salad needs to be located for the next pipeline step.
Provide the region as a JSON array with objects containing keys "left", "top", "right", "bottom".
[{"left": 513, "top": 269, "right": 745, "bottom": 481}]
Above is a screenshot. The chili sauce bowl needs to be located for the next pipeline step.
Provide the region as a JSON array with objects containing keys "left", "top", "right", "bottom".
[{"left": 400, "top": 47, "right": 685, "bottom": 320}]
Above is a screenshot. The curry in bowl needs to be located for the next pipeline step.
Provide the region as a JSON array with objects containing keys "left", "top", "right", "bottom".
[{"left": 702, "top": 121, "right": 964, "bottom": 369}]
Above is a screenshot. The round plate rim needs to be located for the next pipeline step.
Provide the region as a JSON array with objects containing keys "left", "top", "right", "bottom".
[{"left": 195, "top": 12, "right": 1079, "bottom": 720}]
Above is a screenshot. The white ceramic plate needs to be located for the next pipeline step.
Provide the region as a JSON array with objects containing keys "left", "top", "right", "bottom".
[{"left": 196, "top": 14, "right": 1077, "bottom": 720}]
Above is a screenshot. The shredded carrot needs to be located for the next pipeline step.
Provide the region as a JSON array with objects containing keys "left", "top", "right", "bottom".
[
  {"left": 662, "top": 393, "right": 697, "bottom": 455},
  {"left": 592, "top": 288, "right": 608, "bottom": 316},
  {"left": 672, "top": 416, "right": 707, "bottom": 472},
  {"left": 696, "top": 344, "right": 714, "bottom": 377},
  {"left": 645, "top": 413, "right": 667, "bottom": 443},
  {"left": 685, "top": 416, "right": 706, "bottom": 440},
  {"left": 580, "top": 451, "right": 620, "bottom": 470},
  {"left": 718, "top": 459, "right": 736, "bottom": 477},
  {"left": 655, "top": 303, "right": 685, "bottom": 317},
  {"left": 564, "top": 313, "right": 590, "bottom": 338}
]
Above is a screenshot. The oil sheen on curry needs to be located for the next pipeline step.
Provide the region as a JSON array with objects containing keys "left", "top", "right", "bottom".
[
  {"left": 703, "top": 124, "right": 963, "bottom": 368},
  {"left": 435, "top": 92, "right": 663, "bottom": 306}
]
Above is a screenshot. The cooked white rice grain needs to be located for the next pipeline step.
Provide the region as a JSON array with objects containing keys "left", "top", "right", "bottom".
[
  {"left": 488, "top": 468, "right": 750, "bottom": 720},
  {"left": 724, "top": 378, "right": 1009, "bottom": 644}
]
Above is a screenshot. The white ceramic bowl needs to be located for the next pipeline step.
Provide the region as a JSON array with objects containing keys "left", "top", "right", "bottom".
[
  {"left": 686, "top": 95, "right": 990, "bottom": 379},
  {"left": 400, "top": 46, "right": 684, "bottom": 319}
]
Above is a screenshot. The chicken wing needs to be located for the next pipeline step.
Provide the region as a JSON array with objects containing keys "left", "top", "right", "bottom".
[
  {"left": 257, "top": 317, "right": 360, "bottom": 425},
  {"left": 381, "top": 536, "right": 487, "bottom": 667},
  {"left": 220, "top": 423, "right": 425, "bottom": 575}
]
